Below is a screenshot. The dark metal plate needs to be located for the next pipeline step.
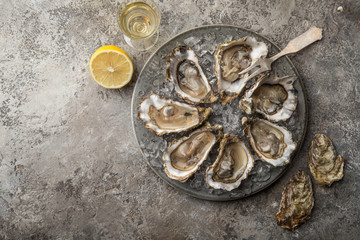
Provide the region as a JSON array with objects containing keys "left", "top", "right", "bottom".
[{"left": 131, "top": 25, "right": 307, "bottom": 201}]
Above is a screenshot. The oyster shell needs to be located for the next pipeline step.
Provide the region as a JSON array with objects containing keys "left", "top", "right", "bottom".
[
  {"left": 308, "top": 134, "right": 344, "bottom": 186},
  {"left": 163, "top": 124, "right": 223, "bottom": 182},
  {"left": 242, "top": 117, "right": 296, "bottom": 167},
  {"left": 214, "top": 36, "right": 268, "bottom": 104},
  {"left": 138, "top": 94, "right": 212, "bottom": 136},
  {"left": 166, "top": 46, "right": 217, "bottom": 104},
  {"left": 239, "top": 74, "right": 297, "bottom": 122},
  {"left": 206, "top": 134, "right": 254, "bottom": 191},
  {"left": 275, "top": 170, "right": 314, "bottom": 232}
]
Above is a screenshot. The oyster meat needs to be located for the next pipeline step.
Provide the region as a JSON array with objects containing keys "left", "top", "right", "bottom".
[
  {"left": 214, "top": 36, "right": 268, "bottom": 104},
  {"left": 206, "top": 134, "right": 254, "bottom": 191},
  {"left": 239, "top": 74, "right": 297, "bottom": 122},
  {"left": 308, "top": 134, "right": 344, "bottom": 186},
  {"left": 138, "top": 94, "right": 212, "bottom": 135},
  {"left": 166, "top": 46, "right": 217, "bottom": 104},
  {"left": 242, "top": 117, "right": 296, "bottom": 166},
  {"left": 275, "top": 170, "right": 314, "bottom": 231},
  {"left": 163, "top": 124, "right": 223, "bottom": 182}
]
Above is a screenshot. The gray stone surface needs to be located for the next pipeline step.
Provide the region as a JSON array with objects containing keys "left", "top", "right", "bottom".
[{"left": 0, "top": 0, "right": 358, "bottom": 239}]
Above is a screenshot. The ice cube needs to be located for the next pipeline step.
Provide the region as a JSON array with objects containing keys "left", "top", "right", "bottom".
[{"left": 184, "top": 36, "right": 201, "bottom": 47}]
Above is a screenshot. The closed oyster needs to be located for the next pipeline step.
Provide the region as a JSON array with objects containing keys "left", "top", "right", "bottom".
[
  {"left": 163, "top": 124, "right": 223, "bottom": 182},
  {"left": 276, "top": 170, "right": 314, "bottom": 231},
  {"left": 308, "top": 134, "right": 344, "bottom": 186},
  {"left": 239, "top": 74, "right": 297, "bottom": 122},
  {"left": 214, "top": 36, "right": 268, "bottom": 104},
  {"left": 242, "top": 117, "right": 296, "bottom": 167},
  {"left": 206, "top": 134, "right": 254, "bottom": 191},
  {"left": 138, "top": 94, "right": 212, "bottom": 136},
  {"left": 166, "top": 46, "right": 217, "bottom": 104}
]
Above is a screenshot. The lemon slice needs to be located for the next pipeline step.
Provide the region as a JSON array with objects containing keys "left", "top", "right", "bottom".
[{"left": 89, "top": 45, "right": 134, "bottom": 89}]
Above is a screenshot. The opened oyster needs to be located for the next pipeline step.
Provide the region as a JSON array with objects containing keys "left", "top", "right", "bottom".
[
  {"left": 276, "top": 170, "right": 314, "bottom": 231},
  {"left": 214, "top": 36, "right": 268, "bottom": 104},
  {"left": 242, "top": 117, "right": 296, "bottom": 167},
  {"left": 239, "top": 74, "right": 297, "bottom": 122},
  {"left": 163, "top": 124, "right": 223, "bottom": 182},
  {"left": 206, "top": 134, "right": 254, "bottom": 191},
  {"left": 138, "top": 94, "right": 212, "bottom": 136},
  {"left": 308, "top": 134, "right": 344, "bottom": 186},
  {"left": 166, "top": 46, "right": 217, "bottom": 104}
]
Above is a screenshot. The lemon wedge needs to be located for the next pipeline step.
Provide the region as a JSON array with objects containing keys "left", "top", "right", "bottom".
[{"left": 89, "top": 45, "right": 134, "bottom": 89}]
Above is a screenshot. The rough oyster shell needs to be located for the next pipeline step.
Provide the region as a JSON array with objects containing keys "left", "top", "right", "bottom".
[
  {"left": 214, "top": 36, "right": 268, "bottom": 104},
  {"left": 206, "top": 134, "right": 254, "bottom": 191},
  {"left": 239, "top": 74, "right": 298, "bottom": 122},
  {"left": 242, "top": 117, "right": 296, "bottom": 167},
  {"left": 163, "top": 124, "right": 223, "bottom": 182},
  {"left": 138, "top": 94, "right": 212, "bottom": 136},
  {"left": 275, "top": 170, "right": 314, "bottom": 231},
  {"left": 308, "top": 134, "right": 344, "bottom": 186},
  {"left": 166, "top": 46, "right": 217, "bottom": 104}
]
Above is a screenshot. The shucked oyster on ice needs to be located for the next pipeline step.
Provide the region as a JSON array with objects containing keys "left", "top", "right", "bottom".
[
  {"left": 206, "top": 134, "right": 254, "bottom": 191},
  {"left": 239, "top": 74, "right": 297, "bottom": 122},
  {"left": 275, "top": 170, "right": 314, "bottom": 232},
  {"left": 163, "top": 124, "right": 223, "bottom": 182},
  {"left": 242, "top": 117, "right": 296, "bottom": 167},
  {"left": 308, "top": 134, "right": 344, "bottom": 186},
  {"left": 214, "top": 37, "right": 268, "bottom": 104},
  {"left": 166, "top": 46, "right": 217, "bottom": 104},
  {"left": 138, "top": 94, "right": 212, "bottom": 136}
]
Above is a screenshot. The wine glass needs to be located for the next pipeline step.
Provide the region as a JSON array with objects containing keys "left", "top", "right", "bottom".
[{"left": 117, "top": 0, "right": 161, "bottom": 51}]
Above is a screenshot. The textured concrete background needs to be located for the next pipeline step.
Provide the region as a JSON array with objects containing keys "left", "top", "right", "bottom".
[{"left": 0, "top": 0, "right": 359, "bottom": 239}]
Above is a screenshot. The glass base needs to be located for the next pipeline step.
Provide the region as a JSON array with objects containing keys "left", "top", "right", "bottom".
[{"left": 123, "top": 31, "right": 159, "bottom": 51}]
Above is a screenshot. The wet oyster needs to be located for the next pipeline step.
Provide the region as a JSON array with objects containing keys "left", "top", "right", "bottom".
[
  {"left": 138, "top": 94, "right": 212, "bottom": 136},
  {"left": 308, "top": 134, "right": 344, "bottom": 186},
  {"left": 242, "top": 117, "right": 296, "bottom": 167},
  {"left": 163, "top": 124, "right": 223, "bottom": 182},
  {"left": 239, "top": 74, "right": 297, "bottom": 122},
  {"left": 276, "top": 170, "right": 314, "bottom": 231},
  {"left": 214, "top": 36, "right": 268, "bottom": 104},
  {"left": 166, "top": 46, "right": 217, "bottom": 104},
  {"left": 206, "top": 134, "right": 254, "bottom": 191}
]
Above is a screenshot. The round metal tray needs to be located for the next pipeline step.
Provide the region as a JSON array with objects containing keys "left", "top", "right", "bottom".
[{"left": 131, "top": 25, "right": 307, "bottom": 201}]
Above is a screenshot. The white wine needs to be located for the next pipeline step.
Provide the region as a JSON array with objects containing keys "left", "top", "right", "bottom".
[{"left": 119, "top": 2, "right": 160, "bottom": 39}]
